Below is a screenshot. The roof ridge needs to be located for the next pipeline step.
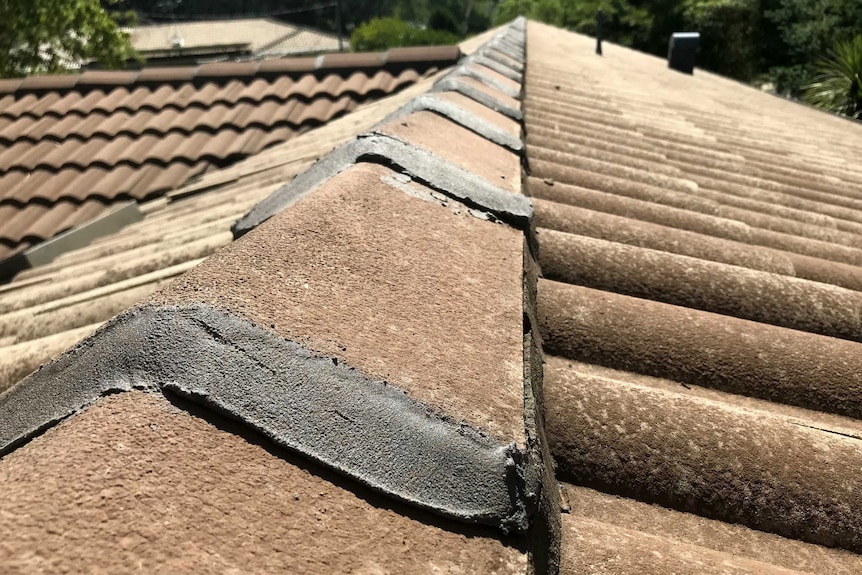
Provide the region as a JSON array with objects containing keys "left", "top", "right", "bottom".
[{"left": 0, "top": 18, "right": 563, "bottom": 571}]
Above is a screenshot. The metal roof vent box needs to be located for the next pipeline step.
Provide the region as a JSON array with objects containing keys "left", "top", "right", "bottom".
[{"left": 669, "top": 32, "right": 700, "bottom": 74}]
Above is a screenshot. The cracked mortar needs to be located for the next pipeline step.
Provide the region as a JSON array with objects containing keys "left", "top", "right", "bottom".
[{"left": 0, "top": 304, "right": 530, "bottom": 532}]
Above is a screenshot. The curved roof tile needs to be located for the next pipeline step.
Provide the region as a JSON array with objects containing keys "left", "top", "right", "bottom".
[{"left": 0, "top": 48, "right": 461, "bottom": 252}]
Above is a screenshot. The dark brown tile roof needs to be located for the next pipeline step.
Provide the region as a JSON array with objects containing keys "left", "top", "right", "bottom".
[
  {"left": 0, "top": 46, "right": 461, "bottom": 261},
  {"left": 4, "top": 16, "right": 862, "bottom": 575}
]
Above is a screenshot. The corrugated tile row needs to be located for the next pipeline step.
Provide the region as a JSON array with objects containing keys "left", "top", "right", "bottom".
[
  {"left": 524, "top": 21, "right": 862, "bottom": 571},
  {"left": 0, "top": 48, "right": 459, "bottom": 260}
]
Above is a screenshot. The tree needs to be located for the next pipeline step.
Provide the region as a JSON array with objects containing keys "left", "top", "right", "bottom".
[
  {"left": 802, "top": 35, "right": 862, "bottom": 119},
  {"left": 763, "top": 0, "right": 862, "bottom": 95},
  {"left": 493, "top": 0, "right": 652, "bottom": 48},
  {"left": 349, "top": 17, "right": 460, "bottom": 52},
  {"left": 0, "top": 0, "right": 134, "bottom": 78},
  {"left": 681, "top": 0, "right": 762, "bottom": 81}
]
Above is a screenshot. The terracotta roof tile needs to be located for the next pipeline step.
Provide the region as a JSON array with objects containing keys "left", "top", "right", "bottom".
[
  {"left": 76, "top": 69, "right": 139, "bottom": 87},
  {"left": 196, "top": 61, "right": 260, "bottom": 79},
  {"left": 19, "top": 74, "right": 79, "bottom": 92},
  {"left": 0, "top": 47, "right": 461, "bottom": 256},
  {"left": 318, "top": 51, "right": 386, "bottom": 70},
  {"left": 387, "top": 45, "right": 462, "bottom": 64},
  {"left": 376, "top": 110, "right": 521, "bottom": 193},
  {"left": 257, "top": 56, "right": 317, "bottom": 75}
]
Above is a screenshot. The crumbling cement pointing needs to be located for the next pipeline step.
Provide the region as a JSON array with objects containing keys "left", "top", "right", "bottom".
[
  {"left": 232, "top": 133, "right": 533, "bottom": 238},
  {"left": 0, "top": 303, "right": 530, "bottom": 533}
]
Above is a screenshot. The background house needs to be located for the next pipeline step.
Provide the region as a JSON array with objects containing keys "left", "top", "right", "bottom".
[{"left": 127, "top": 18, "right": 346, "bottom": 66}]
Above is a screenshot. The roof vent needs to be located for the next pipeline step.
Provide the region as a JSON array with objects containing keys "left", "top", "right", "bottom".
[{"left": 668, "top": 32, "right": 699, "bottom": 74}]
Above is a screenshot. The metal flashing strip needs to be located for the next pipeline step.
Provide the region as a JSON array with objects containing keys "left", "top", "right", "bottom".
[
  {"left": 381, "top": 94, "right": 523, "bottom": 152},
  {"left": 0, "top": 201, "right": 143, "bottom": 283},
  {"left": 431, "top": 77, "right": 522, "bottom": 120},
  {"left": 232, "top": 133, "right": 532, "bottom": 238},
  {"left": 0, "top": 303, "right": 529, "bottom": 533}
]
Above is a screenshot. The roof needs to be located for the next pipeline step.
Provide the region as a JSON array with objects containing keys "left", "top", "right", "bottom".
[
  {"left": 129, "top": 18, "right": 344, "bottom": 59},
  {"left": 3, "top": 16, "right": 862, "bottom": 574},
  {"left": 0, "top": 45, "right": 460, "bottom": 265}
]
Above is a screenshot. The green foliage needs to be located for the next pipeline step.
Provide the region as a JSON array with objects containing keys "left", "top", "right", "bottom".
[
  {"left": 1, "top": 0, "right": 134, "bottom": 77},
  {"left": 428, "top": 7, "right": 460, "bottom": 35},
  {"left": 109, "top": 9, "right": 139, "bottom": 27},
  {"left": 802, "top": 35, "right": 862, "bottom": 119},
  {"left": 349, "top": 17, "right": 461, "bottom": 52},
  {"left": 568, "top": 0, "right": 653, "bottom": 47},
  {"left": 682, "top": 0, "right": 761, "bottom": 80},
  {"left": 493, "top": 0, "right": 652, "bottom": 48},
  {"left": 392, "top": 0, "right": 430, "bottom": 25},
  {"left": 763, "top": 0, "right": 862, "bottom": 95}
]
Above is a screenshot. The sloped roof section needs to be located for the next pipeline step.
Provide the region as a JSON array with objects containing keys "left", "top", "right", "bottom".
[
  {"left": 0, "top": 46, "right": 460, "bottom": 262},
  {"left": 0, "top": 20, "right": 562, "bottom": 574},
  {"left": 521, "top": 20, "right": 862, "bottom": 573}
]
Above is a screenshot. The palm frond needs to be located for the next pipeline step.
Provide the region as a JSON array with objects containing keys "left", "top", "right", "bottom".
[{"left": 802, "top": 35, "right": 862, "bottom": 119}]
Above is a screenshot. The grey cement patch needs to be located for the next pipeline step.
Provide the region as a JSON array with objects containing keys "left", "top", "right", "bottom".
[
  {"left": 0, "top": 304, "right": 530, "bottom": 533},
  {"left": 379, "top": 172, "right": 497, "bottom": 222},
  {"left": 471, "top": 55, "right": 523, "bottom": 82},
  {"left": 432, "top": 78, "right": 522, "bottom": 120},
  {"left": 381, "top": 94, "right": 523, "bottom": 152},
  {"left": 483, "top": 48, "right": 525, "bottom": 72},
  {"left": 232, "top": 133, "right": 532, "bottom": 238},
  {"left": 452, "top": 65, "right": 521, "bottom": 99}
]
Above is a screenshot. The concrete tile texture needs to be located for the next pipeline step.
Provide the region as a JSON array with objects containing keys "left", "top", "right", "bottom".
[
  {"left": 153, "top": 163, "right": 526, "bottom": 445},
  {"left": 0, "top": 392, "right": 527, "bottom": 574}
]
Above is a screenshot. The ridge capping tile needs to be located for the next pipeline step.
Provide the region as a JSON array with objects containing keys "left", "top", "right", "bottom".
[
  {"left": 432, "top": 77, "right": 523, "bottom": 119},
  {"left": 483, "top": 47, "right": 524, "bottom": 72},
  {"left": 19, "top": 75, "right": 79, "bottom": 92},
  {"left": 0, "top": 79, "right": 23, "bottom": 93},
  {"left": 386, "top": 45, "right": 462, "bottom": 64},
  {"left": 0, "top": 303, "right": 529, "bottom": 532},
  {"left": 381, "top": 93, "right": 523, "bottom": 152},
  {"left": 472, "top": 54, "right": 523, "bottom": 82},
  {"left": 77, "top": 70, "right": 140, "bottom": 87},
  {"left": 231, "top": 18, "right": 533, "bottom": 239},
  {"left": 232, "top": 132, "right": 532, "bottom": 238},
  {"left": 451, "top": 64, "right": 522, "bottom": 99}
]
